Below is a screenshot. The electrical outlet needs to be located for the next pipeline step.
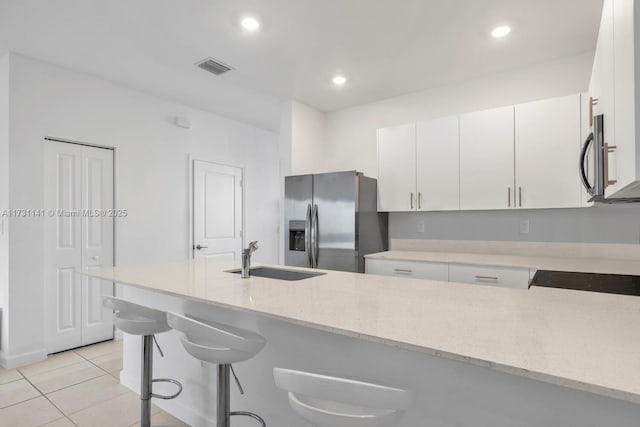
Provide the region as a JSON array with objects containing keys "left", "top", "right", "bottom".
[
  {"left": 417, "top": 220, "right": 425, "bottom": 233},
  {"left": 519, "top": 220, "right": 530, "bottom": 235}
]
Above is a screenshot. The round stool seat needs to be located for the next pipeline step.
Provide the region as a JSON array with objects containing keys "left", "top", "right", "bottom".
[
  {"left": 274, "top": 368, "right": 412, "bottom": 427},
  {"left": 103, "top": 296, "right": 170, "bottom": 336},
  {"left": 166, "top": 312, "right": 266, "bottom": 364}
]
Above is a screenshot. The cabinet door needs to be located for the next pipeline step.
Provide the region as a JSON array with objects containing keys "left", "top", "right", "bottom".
[
  {"left": 589, "top": 0, "right": 617, "bottom": 194},
  {"left": 610, "top": 0, "right": 636, "bottom": 196},
  {"left": 514, "top": 94, "right": 582, "bottom": 209},
  {"left": 377, "top": 124, "right": 416, "bottom": 211},
  {"left": 416, "top": 116, "right": 460, "bottom": 211},
  {"left": 459, "top": 106, "right": 515, "bottom": 210}
]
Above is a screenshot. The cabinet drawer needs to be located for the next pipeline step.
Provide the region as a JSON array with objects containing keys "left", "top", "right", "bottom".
[
  {"left": 449, "top": 264, "right": 530, "bottom": 289},
  {"left": 365, "top": 259, "right": 448, "bottom": 281}
]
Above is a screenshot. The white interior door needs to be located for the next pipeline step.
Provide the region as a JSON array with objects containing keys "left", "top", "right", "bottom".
[
  {"left": 45, "top": 141, "right": 114, "bottom": 354},
  {"left": 81, "top": 146, "right": 114, "bottom": 344},
  {"left": 193, "top": 160, "right": 243, "bottom": 263},
  {"left": 45, "top": 142, "right": 82, "bottom": 353}
]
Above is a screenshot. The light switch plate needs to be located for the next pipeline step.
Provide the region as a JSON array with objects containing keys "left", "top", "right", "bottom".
[
  {"left": 417, "top": 220, "right": 425, "bottom": 233},
  {"left": 519, "top": 220, "right": 530, "bottom": 235}
]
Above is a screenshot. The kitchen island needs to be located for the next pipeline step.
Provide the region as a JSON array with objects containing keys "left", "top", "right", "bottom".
[{"left": 86, "top": 259, "right": 640, "bottom": 426}]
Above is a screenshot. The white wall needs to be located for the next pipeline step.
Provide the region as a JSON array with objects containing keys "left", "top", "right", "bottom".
[
  {"left": 1, "top": 53, "right": 280, "bottom": 367},
  {"left": 0, "top": 53, "right": 9, "bottom": 357},
  {"left": 318, "top": 51, "right": 595, "bottom": 177},
  {"left": 290, "top": 101, "right": 325, "bottom": 175}
]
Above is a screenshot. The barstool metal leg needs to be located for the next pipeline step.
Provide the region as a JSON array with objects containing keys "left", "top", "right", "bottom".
[
  {"left": 141, "top": 335, "right": 153, "bottom": 427},
  {"left": 217, "top": 364, "right": 231, "bottom": 427},
  {"left": 217, "top": 363, "right": 266, "bottom": 426}
]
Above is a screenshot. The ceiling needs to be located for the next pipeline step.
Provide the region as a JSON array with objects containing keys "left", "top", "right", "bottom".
[{"left": 0, "top": 0, "right": 604, "bottom": 132}]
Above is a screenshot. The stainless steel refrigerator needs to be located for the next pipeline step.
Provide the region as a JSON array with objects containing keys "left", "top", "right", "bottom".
[{"left": 284, "top": 171, "right": 388, "bottom": 273}]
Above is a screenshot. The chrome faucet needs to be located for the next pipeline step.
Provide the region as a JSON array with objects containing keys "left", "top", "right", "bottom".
[{"left": 241, "top": 241, "right": 259, "bottom": 278}]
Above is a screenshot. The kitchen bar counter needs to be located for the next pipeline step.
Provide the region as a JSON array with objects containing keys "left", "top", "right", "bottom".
[{"left": 86, "top": 259, "right": 640, "bottom": 404}]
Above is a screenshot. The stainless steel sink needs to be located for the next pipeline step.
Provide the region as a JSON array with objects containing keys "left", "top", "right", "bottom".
[{"left": 227, "top": 267, "right": 325, "bottom": 281}]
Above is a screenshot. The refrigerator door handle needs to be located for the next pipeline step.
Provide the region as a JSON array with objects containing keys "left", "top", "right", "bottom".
[
  {"left": 311, "top": 204, "right": 319, "bottom": 268},
  {"left": 305, "top": 204, "right": 312, "bottom": 267}
]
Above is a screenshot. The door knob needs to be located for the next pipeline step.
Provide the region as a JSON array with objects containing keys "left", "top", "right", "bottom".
[{"left": 195, "top": 244, "right": 208, "bottom": 250}]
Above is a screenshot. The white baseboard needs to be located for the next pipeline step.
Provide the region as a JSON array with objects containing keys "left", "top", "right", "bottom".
[
  {"left": 120, "top": 371, "right": 216, "bottom": 427},
  {"left": 0, "top": 347, "right": 47, "bottom": 369}
]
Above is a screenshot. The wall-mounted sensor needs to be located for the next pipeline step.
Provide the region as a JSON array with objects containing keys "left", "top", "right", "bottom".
[{"left": 174, "top": 117, "right": 191, "bottom": 129}]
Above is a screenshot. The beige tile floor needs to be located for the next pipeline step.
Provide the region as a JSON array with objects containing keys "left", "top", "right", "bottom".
[{"left": 0, "top": 340, "right": 188, "bottom": 427}]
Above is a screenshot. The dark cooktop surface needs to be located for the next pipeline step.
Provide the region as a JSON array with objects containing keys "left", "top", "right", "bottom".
[{"left": 531, "top": 270, "right": 640, "bottom": 297}]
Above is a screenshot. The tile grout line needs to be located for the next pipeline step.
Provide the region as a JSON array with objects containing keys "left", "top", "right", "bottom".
[
  {"left": 0, "top": 375, "right": 26, "bottom": 387},
  {"left": 17, "top": 373, "right": 81, "bottom": 427},
  {"left": 0, "top": 393, "right": 42, "bottom": 411},
  {"left": 2, "top": 342, "right": 123, "bottom": 424},
  {"left": 41, "top": 373, "right": 112, "bottom": 396},
  {"left": 18, "top": 358, "right": 89, "bottom": 380},
  {"left": 82, "top": 353, "right": 120, "bottom": 376}
]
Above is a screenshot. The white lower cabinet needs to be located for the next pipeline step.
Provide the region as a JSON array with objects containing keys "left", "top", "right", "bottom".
[
  {"left": 365, "top": 258, "right": 448, "bottom": 281},
  {"left": 448, "top": 264, "right": 531, "bottom": 289},
  {"left": 366, "top": 258, "right": 531, "bottom": 289}
]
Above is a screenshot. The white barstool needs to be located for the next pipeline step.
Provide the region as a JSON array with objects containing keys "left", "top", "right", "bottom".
[
  {"left": 273, "top": 368, "right": 412, "bottom": 427},
  {"left": 103, "top": 297, "right": 182, "bottom": 427},
  {"left": 166, "top": 312, "right": 267, "bottom": 427}
]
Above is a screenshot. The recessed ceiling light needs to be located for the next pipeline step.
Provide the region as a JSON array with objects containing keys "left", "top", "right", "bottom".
[
  {"left": 241, "top": 16, "right": 261, "bottom": 32},
  {"left": 491, "top": 25, "right": 511, "bottom": 38},
  {"left": 332, "top": 75, "right": 347, "bottom": 86}
]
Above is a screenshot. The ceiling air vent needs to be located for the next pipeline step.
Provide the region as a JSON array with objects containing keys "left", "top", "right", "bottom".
[{"left": 195, "top": 57, "right": 234, "bottom": 76}]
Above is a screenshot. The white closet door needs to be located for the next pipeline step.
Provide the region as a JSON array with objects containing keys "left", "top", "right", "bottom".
[
  {"left": 416, "top": 116, "right": 460, "bottom": 211},
  {"left": 515, "top": 94, "right": 582, "bottom": 209},
  {"left": 81, "top": 145, "right": 114, "bottom": 345},
  {"left": 459, "top": 106, "right": 515, "bottom": 210},
  {"left": 45, "top": 141, "right": 114, "bottom": 353},
  {"left": 377, "top": 124, "right": 417, "bottom": 211},
  {"left": 45, "top": 141, "right": 83, "bottom": 353}
]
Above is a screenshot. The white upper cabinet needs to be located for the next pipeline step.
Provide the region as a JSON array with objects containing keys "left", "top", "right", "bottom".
[
  {"left": 514, "top": 94, "right": 582, "bottom": 209},
  {"left": 588, "top": 0, "right": 640, "bottom": 199},
  {"left": 610, "top": 0, "right": 638, "bottom": 197},
  {"left": 377, "top": 123, "right": 417, "bottom": 211},
  {"left": 589, "top": 0, "right": 617, "bottom": 194},
  {"left": 459, "top": 106, "right": 515, "bottom": 210},
  {"left": 416, "top": 116, "right": 460, "bottom": 211}
]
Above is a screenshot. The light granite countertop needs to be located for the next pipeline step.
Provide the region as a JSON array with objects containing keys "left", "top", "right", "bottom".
[{"left": 86, "top": 258, "right": 640, "bottom": 404}]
